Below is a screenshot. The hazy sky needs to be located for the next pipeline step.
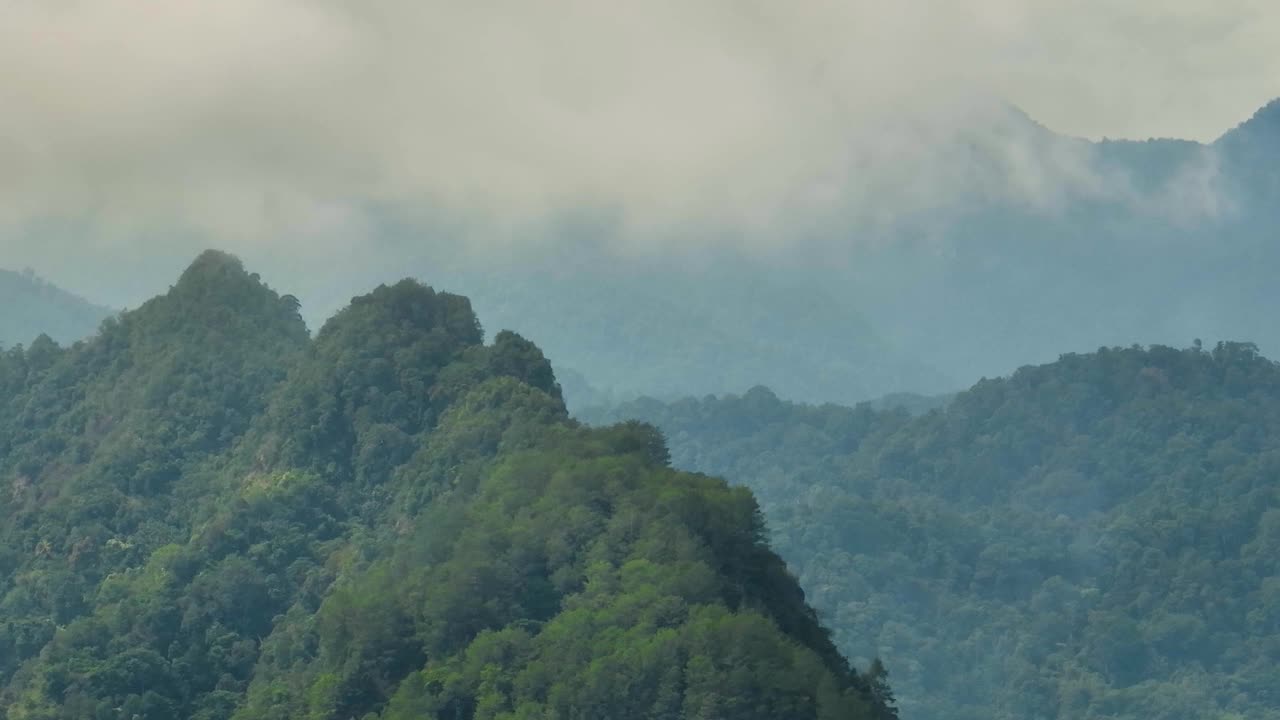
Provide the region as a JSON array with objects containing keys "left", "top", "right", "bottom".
[{"left": 0, "top": 1, "right": 1276, "bottom": 300}]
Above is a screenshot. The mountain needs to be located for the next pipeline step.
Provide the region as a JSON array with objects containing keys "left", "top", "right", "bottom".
[
  {"left": 0, "top": 268, "right": 113, "bottom": 348},
  {"left": 825, "top": 97, "right": 1280, "bottom": 386},
  {"left": 27, "top": 99, "right": 1279, "bottom": 410},
  {"left": 583, "top": 342, "right": 1280, "bottom": 720},
  {"left": 434, "top": 251, "right": 955, "bottom": 410},
  {"left": 7, "top": 95, "right": 1279, "bottom": 412},
  {"left": 366, "top": 97, "right": 1280, "bottom": 407},
  {"left": 0, "top": 251, "right": 897, "bottom": 720}
]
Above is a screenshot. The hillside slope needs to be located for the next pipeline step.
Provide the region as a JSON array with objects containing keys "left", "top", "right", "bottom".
[
  {"left": 0, "top": 251, "right": 896, "bottom": 720},
  {"left": 0, "top": 269, "right": 113, "bottom": 348},
  {"left": 585, "top": 343, "right": 1280, "bottom": 720}
]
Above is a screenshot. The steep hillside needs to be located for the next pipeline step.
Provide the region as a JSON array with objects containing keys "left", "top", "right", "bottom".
[
  {"left": 0, "top": 252, "right": 896, "bottom": 720},
  {"left": 0, "top": 269, "right": 113, "bottom": 348},
  {"left": 585, "top": 343, "right": 1280, "bottom": 720}
]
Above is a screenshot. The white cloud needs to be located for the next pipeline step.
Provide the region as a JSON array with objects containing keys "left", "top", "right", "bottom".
[{"left": 0, "top": 0, "right": 1275, "bottom": 276}]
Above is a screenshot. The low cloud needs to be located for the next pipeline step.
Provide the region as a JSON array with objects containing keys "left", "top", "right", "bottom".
[{"left": 0, "top": 0, "right": 1276, "bottom": 287}]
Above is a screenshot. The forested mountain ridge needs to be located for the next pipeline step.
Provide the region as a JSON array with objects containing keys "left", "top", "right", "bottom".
[
  {"left": 0, "top": 251, "right": 897, "bottom": 720},
  {"left": 0, "top": 268, "right": 113, "bottom": 349},
  {"left": 583, "top": 342, "right": 1280, "bottom": 720}
]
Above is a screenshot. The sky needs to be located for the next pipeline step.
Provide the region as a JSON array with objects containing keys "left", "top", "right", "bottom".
[{"left": 0, "top": 0, "right": 1277, "bottom": 302}]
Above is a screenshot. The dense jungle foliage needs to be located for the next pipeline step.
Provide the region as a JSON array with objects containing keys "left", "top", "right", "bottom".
[
  {"left": 0, "top": 251, "right": 897, "bottom": 720},
  {"left": 584, "top": 342, "right": 1280, "bottom": 720}
]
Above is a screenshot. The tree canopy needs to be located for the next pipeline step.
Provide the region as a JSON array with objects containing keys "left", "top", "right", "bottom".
[
  {"left": 585, "top": 343, "right": 1280, "bottom": 720},
  {"left": 0, "top": 251, "right": 895, "bottom": 720}
]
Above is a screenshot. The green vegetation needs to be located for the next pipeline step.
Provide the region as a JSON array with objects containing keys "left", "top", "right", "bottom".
[
  {"left": 584, "top": 343, "right": 1280, "bottom": 720},
  {"left": 0, "top": 268, "right": 112, "bottom": 349},
  {"left": 0, "top": 251, "right": 895, "bottom": 720}
]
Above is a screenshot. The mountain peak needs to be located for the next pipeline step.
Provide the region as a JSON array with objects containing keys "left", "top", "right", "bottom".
[
  {"left": 149, "top": 250, "right": 307, "bottom": 335},
  {"left": 175, "top": 249, "right": 251, "bottom": 291},
  {"left": 318, "top": 278, "right": 483, "bottom": 350}
]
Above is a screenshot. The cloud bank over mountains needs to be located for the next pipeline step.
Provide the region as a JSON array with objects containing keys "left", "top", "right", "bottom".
[{"left": 0, "top": 0, "right": 1276, "bottom": 301}]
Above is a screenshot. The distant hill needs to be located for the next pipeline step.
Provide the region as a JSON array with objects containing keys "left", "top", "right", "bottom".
[
  {"left": 829, "top": 96, "right": 1280, "bottom": 385},
  {"left": 0, "top": 267, "right": 113, "bottom": 347},
  {"left": 585, "top": 343, "right": 1280, "bottom": 720},
  {"left": 364, "top": 97, "right": 1280, "bottom": 406},
  {"left": 445, "top": 254, "right": 956, "bottom": 410},
  {"left": 37, "top": 99, "right": 1277, "bottom": 409},
  {"left": 0, "top": 251, "right": 898, "bottom": 720}
]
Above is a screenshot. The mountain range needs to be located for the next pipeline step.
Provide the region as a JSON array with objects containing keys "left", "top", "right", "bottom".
[
  {"left": 415, "top": 98, "right": 1280, "bottom": 408},
  {"left": 11, "top": 99, "right": 1280, "bottom": 412}
]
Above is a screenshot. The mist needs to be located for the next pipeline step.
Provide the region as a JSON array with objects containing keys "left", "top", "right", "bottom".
[{"left": 3, "top": 1, "right": 1279, "bottom": 304}]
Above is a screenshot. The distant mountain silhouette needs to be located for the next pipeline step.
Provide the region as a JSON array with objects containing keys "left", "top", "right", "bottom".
[{"left": 0, "top": 267, "right": 113, "bottom": 347}]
